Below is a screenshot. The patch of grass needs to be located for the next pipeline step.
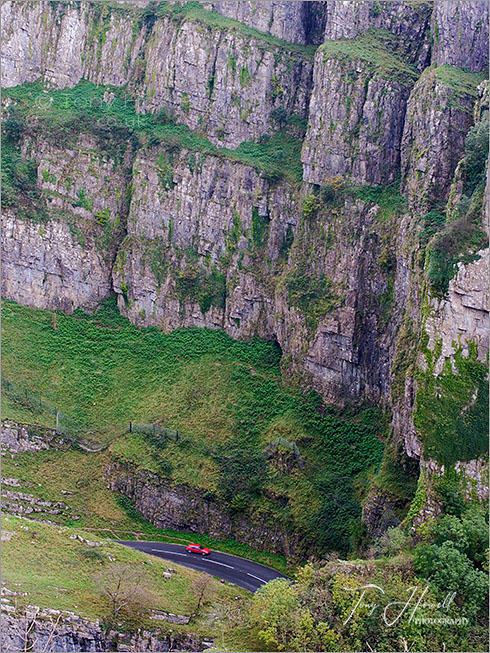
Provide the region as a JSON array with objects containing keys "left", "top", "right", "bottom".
[
  {"left": 434, "top": 65, "right": 488, "bottom": 100},
  {"left": 0, "top": 447, "right": 289, "bottom": 573},
  {"left": 320, "top": 29, "right": 418, "bottom": 85},
  {"left": 2, "top": 80, "right": 303, "bottom": 186},
  {"left": 285, "top": 265, "right": 342, "bottom": 332},
  {"left": 415, "top": 341, "right": 489, "bottom": 466},
  {"left": 347, "top": 179, "right": 408, "bottom": 222},
  {"left": 1, "top": 514, "right": 251, "bottom": 642}
]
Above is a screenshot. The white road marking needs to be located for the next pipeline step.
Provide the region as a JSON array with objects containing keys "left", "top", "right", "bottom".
[
  {"left": 247, "top": 572, "right": 267, "bottom": 583},
  {"left": 204, "top": 559, "right": 234, "bottom": 569},
  {"left": 151, "top": 549, "right": 186, "bottom": 555}
]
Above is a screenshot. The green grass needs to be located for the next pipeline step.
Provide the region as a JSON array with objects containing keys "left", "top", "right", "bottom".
[
  {"left": 434, "top": 65, "right": 488, "bottom": 100},
  {"left": 2, "top": 80, "right": 303, "bottom": 185},
  {"left": 346, "top": 179, "right": 408, "bottom": 222},
  {"left": 1, "top": 514, "right": 253, "bottom": 646},
  {"left": 155, "top": 1, "right": 316, "bottom": 57},
  {"left": 2, "top": 297, "right": 385, "bottom": 556},
  {"left": 320, "top": 29, "right": 418, "bottom": 85}
]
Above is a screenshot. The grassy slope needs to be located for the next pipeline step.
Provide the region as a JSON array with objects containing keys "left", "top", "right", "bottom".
[
  {"left": 0, "top": 445, "right": 290, "bottom": 573},
  {"left": 1, "top": 515, "right": 256, "bottom": 650},
  {"left": 1, "top": 298, "right": 385, "bottom": 558},
  {"left": 3, "top": 79, "right": 304, "bottom": 185}
]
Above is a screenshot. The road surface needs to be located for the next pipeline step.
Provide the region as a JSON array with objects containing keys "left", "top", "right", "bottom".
[{"left": 117, "top": 540, "right": 289, "bottom": 592}]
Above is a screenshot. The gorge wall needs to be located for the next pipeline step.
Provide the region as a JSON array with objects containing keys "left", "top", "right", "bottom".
[{"left": 2, "top": 0, "right": 489, "bottom": 530}]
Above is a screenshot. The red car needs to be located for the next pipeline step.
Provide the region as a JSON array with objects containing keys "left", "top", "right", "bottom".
[{"left": 186, "top": 543, "right": 211, "bottom": 556}]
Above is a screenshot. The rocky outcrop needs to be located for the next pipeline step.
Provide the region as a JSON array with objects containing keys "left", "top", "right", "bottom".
[
  {"left": 0, "top": 1, "right": 147, "bottom": 89},
  {"left": 113, "top": 146, "right": 294, "bottom": 336},
  {"left": 424, "top": 251, "right": 489, "bottom": 370},
  {"left": 1, "top": 1, "right": 314, "bottom": 149},
  {"left": 1, "top": 604, "right": 208, "bottom": 652},
  {"left": 412, "top": 455, "right": 489, "bottom": 528},
  {"left": 401, "top": 66, "right": 478, "bottom": 212},
  {"left": 302, "top": 39, "right": 417, "bottom": 185},
  {"left": 322, "top": 1, "right": 432, "bottom": 70},
  {"left": 1, "top": 489, "right": 72, "bottom": 518},
  {"left": 106, "top": 462, "right": 301, "bottom": 557},
  {"left": 1, "top": 420, "right": 65, "bottom": 455},
  {"left": 431, "top": 0, "right": 489, "bottom": 73},
  {"left": 1, "top": 130, "right": 129, "bottom": 313}
]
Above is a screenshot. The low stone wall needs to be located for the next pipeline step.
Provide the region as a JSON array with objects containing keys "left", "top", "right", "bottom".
[{"left": 106, "top": 461, "right": 302, "bottom": 558}]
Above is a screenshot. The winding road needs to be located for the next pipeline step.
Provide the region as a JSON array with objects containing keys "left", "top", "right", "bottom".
[{"left": 117, "top": 540, "right": 289, "bottom": 592}]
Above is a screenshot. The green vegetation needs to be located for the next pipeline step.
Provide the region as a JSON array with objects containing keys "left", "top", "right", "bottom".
[
  {"left": 175, "top": 264, "right": 226, "bottom": 313},
  {"left": 347, "top": 179, "right": 408, "bottom": 222},
  {"left": 321, "top": 29, "right": 418, "bottom": 85},
  {"left": 0, "top": 445, "right": 288, "bottom": 572},
  {"left": 2, "top": 80, "right": 303, "bottom": 187},
  {"left": 1, "top": 135, "right": 47, "bottom": 222},
  {"left": 2, "top": 297, "right": 384, "bottom": 556},
  {"left": 1, "top": 515, "right": 252, "bottom": 645},
  {"left": 155, "top": 151, "right": 175, "bottom": 190},
  {"left": 251, "top": 207, "right": 268, "bottom": 249},
  {"left": 250, "top": 511, "right": 489, "bottom": 653},
  {"left": 435, "top": 65, "right": 488, "bottom": 101},
  {"left": 285, "top": 266, "right": 342, "bottom": 332},
  {"left": 415, "top": 341, "right": 489, "bottom": 466}
]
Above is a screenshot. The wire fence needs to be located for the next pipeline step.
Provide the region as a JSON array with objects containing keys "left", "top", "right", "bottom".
[{"left": 1, "top": 378, "right": 180, "bottom": 449}]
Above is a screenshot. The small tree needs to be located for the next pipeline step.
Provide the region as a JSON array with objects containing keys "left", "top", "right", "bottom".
[
  {"left": 191, "top": 574, "right": 213, "bottom": 619},
  {"left": 95, "top": 563, "right": 150, "bottom": 626}
]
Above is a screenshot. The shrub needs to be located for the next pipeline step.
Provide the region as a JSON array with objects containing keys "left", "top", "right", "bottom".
[{"left": 302, "top": 193, "right": 320, "bottom": 219}]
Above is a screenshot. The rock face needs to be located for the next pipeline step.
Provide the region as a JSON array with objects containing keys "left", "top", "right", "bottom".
[
  {"left": 401, "top": 66, "right": 476, "bottom": 212},
  {"left": 136, "top": 16, "right": 313, "bottom": 148},
  {"left": 0, "top": 1, "right": 146, "bottom": 88},
  {"left": 431, "top": 0, "right": 489, "bottom": 72},
  {"left": 322, "top": 1, "right": 432, "bottom": 70},
  {"left": 209, "top": 1, "right": 328, "bottom": 45},
  {"left": 1, "top": 211, "right": 113, "bottom": 313},
  {"left": 106, "top": 462, "right": 301, "bottom": 557},
  {"left": 1, "top": 605, "right": 207, "bottom": 652},
  {"left": 1, "top": 130, "right": 128, "bottom": 313},
  {"left": 1, "top": 420, "right": 64, "bottom": 455},
  {"left": 424, "top": 251, "right": 489, "bottom": 370},
  {"left": 302, "top": 47, "right": 416, "bottom": 185}
]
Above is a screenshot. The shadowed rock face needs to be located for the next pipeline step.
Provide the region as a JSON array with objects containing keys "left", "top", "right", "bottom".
[
  {"left": 209, "top": 1, "right": 328, "bottom": 45},
  {"left": 1, "top": 1, "right": 488, "bottom": 530}
]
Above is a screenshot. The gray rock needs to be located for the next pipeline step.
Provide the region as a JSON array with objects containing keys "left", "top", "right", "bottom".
[{"left": 431, "top": 0, "right": 489, "bottom": 72}]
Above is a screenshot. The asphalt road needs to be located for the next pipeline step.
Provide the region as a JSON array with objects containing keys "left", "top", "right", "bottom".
[{"left": 117, "top": 540, "right": 289, "bottom": 592}]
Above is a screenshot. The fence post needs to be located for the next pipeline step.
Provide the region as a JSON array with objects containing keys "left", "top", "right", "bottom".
[
  {"left": 56, "top": 410, "right": 59, "bottom": 432},
  {"left": 129, "top": 421, "right": 132, "bottom": 433}
]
